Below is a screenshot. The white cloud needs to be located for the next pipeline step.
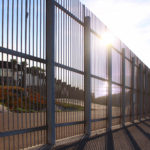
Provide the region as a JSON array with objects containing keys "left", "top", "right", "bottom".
[{"left": 81, "top": 0, "right": 150, "bottom": 67}]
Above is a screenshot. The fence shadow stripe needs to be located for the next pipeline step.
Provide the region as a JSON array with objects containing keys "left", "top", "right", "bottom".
[
  {"left": 142, "top": 121, "right": 150, "bottom": 128},
  {"left": 124, "top": 127, "right": 141, "bottom": 150},
  {"left": 135, "top": 124, "right": 150, "bottom": 140},
  {"left": 75, "top": 135, "right": 89, "bottom": 150}
]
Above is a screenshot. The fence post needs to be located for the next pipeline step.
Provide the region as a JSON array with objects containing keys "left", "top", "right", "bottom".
[
  {"left": 131, "top": 57, "right": 135, "bottom": 122},
  {"left": 139, "top": 63, "right": 143, "bottom": 121},
  {"left": 122, "top": 48, "right": 125, "bottom": 126},
  {"left": 84, "top": 16, "right": 91, "bottom": 135},
  {"left": 46, "top": 0, "right": 55, "bottom": 145},
  {"left": 108, "top": 45, "right": 112, "bottom": 131},
  {"left": 148, "top": 70, "right": 150, "bottom": 118},
  {"left": 145, "top": 68, "right": 148, "bottom": 119}
]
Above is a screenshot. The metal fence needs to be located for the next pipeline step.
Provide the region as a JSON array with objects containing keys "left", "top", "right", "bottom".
[{"left": 0, "top": 0, "right": 150, "bottom": 149}]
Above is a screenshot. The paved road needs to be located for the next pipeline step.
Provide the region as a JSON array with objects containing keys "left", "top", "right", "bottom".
[
  {"left": 0, "top": 102, "right": 121, "bottom": 150},
  {"left": 55, "top": 120, "right": 150, "bottom": 150},
  {"left": 0, "top": 105, "right": 8, "bottom": 112}
]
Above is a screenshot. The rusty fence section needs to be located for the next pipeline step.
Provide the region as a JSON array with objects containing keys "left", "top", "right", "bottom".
[{"left": 0, "top": 0, "right": 150, "bottom": 149}]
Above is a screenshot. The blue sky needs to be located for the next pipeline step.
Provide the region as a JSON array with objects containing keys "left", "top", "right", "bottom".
[{"left": 81, "top": 0, "right": 150, "bottom": 67}]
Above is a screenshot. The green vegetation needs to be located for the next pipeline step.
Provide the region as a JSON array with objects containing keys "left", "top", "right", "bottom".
[
  {"left": 15, "top": 107, "right": 36, "bottom": 113},
  {"left": 56, "top": 101, "right": 84, "bottom": 111}
]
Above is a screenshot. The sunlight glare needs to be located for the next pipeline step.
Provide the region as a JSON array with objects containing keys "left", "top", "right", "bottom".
[{"left": 101, "top": 31, "right": 115, "bottom": 47}]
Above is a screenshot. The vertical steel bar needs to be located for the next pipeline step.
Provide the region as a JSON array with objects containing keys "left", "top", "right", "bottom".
[
  {"left": 143, "top": 67, "right": 145, "bottom": 119},
  {"left": 2, "top": 0, "right": 4, "bottom": 47},
  {"left": 65, "top": 0, "right": 67, "bottom": 139},
  {"left": 70, "top": 0, "right": 72, "bottom": 137},
  {"left": 122, "top": 48, "right": 125, "bottom": 126},
  {"left": 139, "top": 63, "right": 143, "bottom": 121},
  {"left": 12, "top": 0, "right": 14, "bottom": 49},
  {"left": 131, "top": 57, "right": 135, "bottom": 122},
  {"left": 46, "top": 0, "right": 55, "bottom": 145},
  {"left": 60, "top": 0, "right": 63, "bottom": 138},
  {"left": 43, "top": 0, "right": 46, "bottom": 143},
  {"left": 84, "top": 16, "right": 91, "bottom": 136},
  {"left": 32, "top": 0, "right": 36, "bottom": 145},
  {"left": 7, "top": 0, "right": 9, "bottom": 48},
  {"left": 20, "top": 0, "right": 24, "bottom": 147},
  {"left": 36, "top": 0, "right": 39, "bottom": 145},
  {"left": 6, "top": 0, "right": 10, "bottom": 149},
  {"left": 2, "top": 52, "right": 5, "bottom": 150},
  {"left": 11, "top": 0, "right": 14, "bottom": 135},
  {"left": 16, "top": 0, "right": 19, "bottom": 148},
  {"left": 64, "top": 0, "right": 67, "bottom": 138},
  {"left": 39, "top": 0, "right": 42, "bottom": 144},
  {"left": 68, "top": 0, "right": 71, "bottom": 138},
  {"left": 28, "top": 0, "right": 32, "bottom": 146},
  {"left": 145, "top": 68, "right": 148, "bottom": 119},
  {"left": 148, "top": 70, "right": 150, "bottom": 118},
  {"left": 25, "top": 0, "right": 28, "bottom": 147},
  {"left": 60, "top": 0, "right": 62, "bottom": 138},
  {"left": 107, "top": 45, "right": 112, "bottom": 131}
]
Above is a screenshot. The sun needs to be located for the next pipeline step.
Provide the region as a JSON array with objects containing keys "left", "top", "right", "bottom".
[{"left": 101, "top": 31, "right": 115, "bottom": 47}]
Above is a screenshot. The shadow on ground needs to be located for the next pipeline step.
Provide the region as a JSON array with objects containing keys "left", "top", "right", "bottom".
[{"left": 47, "top": 120, "right": 150, "bottom": 150}]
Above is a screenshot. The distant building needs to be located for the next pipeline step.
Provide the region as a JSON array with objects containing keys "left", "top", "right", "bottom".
[
  {"left": 0, "top": 61, "right": 91, "bottom": 100},
  {"left": 0, "top": 61, "right": 46, "bottom": 87}
]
